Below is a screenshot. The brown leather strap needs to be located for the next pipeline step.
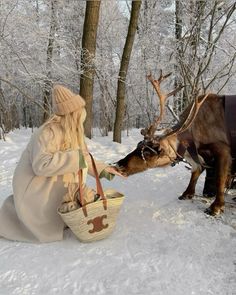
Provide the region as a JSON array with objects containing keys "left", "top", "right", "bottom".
[
  {"left": 89, "top": 153, "right": 107, "bottom": 211},
  {"left": 89, "top": 153, "right": 105, "bottom": 199},
  {"left": 78, "top": 153, "right": 107, "bottom": 217},
  {"left": 78, "top": 169, "right": 87, "bottom": 217}
]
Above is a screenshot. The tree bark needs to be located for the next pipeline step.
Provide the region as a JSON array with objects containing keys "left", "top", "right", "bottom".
[
  {"left": 42, "top": 0, "right": 57, "bottom": 122},
  {"left": 113, "top": 0, "right": 141, "bottom": 143},
  {"left": 174, "top": 0, "right": 184, "bottom": 113},
  {"left": 0, "top": 82, "right": 6, "bottom": 139},
  {"left": 80, "top": 0, "right": 101, "bottom": 139}
]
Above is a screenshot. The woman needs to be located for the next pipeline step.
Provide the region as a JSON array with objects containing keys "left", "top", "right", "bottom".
[{"left": 0, "top": 85, "right": 122, "bottom": 243}]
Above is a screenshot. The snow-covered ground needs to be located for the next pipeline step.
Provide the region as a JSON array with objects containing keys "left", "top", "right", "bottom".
[{"left": 0, "top": 128, "right": 236, "bottom": 295}]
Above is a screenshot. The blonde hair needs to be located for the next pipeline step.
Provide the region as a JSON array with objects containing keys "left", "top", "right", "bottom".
[{"left": 43, "top": 108, "right": 87, "bottom": 151}]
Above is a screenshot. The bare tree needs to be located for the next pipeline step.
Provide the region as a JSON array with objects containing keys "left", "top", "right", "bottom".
[
  {"left": 1, "top": 0, "right": 236, "bottom": 138},
  {"left": 80, "top": 0, "right": 101, "bottom": 139},
  {"left": 174, "top": 0, "right": 183, "bottom": 113},
  {"left": 42, "top": 0, "right": 58, "bottom": 122},
  {"left": 0, "top": 81, "right": 7, "bottom": 140},
  {"left": 113, "top": 0, "right": 142, "bottom": 143},
  {"left": 176, "top": 1, "right": 236, "bottom": 110}
]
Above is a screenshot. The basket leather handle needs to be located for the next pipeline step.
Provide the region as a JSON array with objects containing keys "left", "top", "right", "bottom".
[
  {"left": 78, "top": 153, "right": 107, "bottom": 217},
  {"left": 89, "top": 153, "right": 105, "bottom": 199}
]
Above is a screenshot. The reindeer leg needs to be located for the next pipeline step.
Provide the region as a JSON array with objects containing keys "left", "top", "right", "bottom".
[
  {"left": 179, "top": 166, "right": 203, "bottom": 200},
  {"left": 205, "top": 144, "right": 231, "bottom": 216}
]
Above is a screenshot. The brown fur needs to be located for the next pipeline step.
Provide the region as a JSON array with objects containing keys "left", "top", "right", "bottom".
[{"left": 117, "top": 94, "right": 232, "bottom": 215}]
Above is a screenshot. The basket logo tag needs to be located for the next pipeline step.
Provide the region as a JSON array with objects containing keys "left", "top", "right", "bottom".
[{"left": 87, "top": 215, "right": 109, "bottom": 233}]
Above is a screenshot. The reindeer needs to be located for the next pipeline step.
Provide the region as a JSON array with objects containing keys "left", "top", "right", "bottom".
[{"left": 116, "top": 71, "right": 232, "bottom": 216}]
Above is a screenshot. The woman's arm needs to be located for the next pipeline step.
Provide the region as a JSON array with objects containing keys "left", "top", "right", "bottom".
[
  {"left": 31, "top": 127, "right": 81, "bottom": 177},
  {"left": 82, "top": 150, "right": 125, "bottom": 180}
]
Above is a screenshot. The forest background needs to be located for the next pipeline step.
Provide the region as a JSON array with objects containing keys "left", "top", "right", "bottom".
[{"left": 0, "top": 0, "right": 236, "bottom": 142}]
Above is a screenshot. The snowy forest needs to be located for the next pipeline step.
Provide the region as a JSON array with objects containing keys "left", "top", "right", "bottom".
[
  {"left": 0, "top": 0, "right": 236, "bottom": 142},
  {"left": 1, "top": 1, "right": 236, "bottom": 294}
]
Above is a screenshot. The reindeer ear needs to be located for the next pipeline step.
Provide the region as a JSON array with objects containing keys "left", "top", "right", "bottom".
[{"left": 141, "top": 128, "right": 148, "bottom": 136}]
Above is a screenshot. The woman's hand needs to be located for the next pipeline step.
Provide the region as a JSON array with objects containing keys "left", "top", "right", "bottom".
[{"left": 105, "top": 166, "right": 127, "bottom": 179}]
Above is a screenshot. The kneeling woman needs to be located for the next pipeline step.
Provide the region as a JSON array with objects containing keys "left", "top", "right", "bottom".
[{"left": 0, "top": 85, "right": 122, "bottom": 243}]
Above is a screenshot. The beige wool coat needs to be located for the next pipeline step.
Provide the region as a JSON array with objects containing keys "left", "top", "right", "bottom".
[{"left": 0, "top": 123, "right": 109, "bottom": 243}]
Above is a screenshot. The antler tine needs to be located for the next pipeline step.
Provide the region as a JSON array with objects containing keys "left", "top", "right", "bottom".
[
  {"left": 177, "top": 93, "right": 209, "bottom": 133},
  {"left": 157, "top": 70, "right": 172, "bottom": 83},
  {"left": 142, "top": 71, "right": 179, "bottom": 141},
  {"left": 147, "top": 72, "right": 168, "bottom": 121},
  {"left": 162, "top": 93, "right": 210, "bottom": 139}
]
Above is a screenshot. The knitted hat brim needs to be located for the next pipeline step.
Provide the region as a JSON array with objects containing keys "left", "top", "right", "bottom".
[{"left": 53, "top": 94, "right": 86, "bottom": 115}]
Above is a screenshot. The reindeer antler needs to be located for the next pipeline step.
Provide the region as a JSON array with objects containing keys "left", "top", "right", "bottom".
[
  {"left": 141, "top": 70, "right": 183, "bottom": 141},
  {"left": 161, "top": 92, "right": 210, "bottom": 139}
]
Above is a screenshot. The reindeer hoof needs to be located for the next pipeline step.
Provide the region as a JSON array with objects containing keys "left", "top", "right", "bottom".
[
  {"left": 204, "top": 206, "right": 224, "bottom": 216},
  {"left": 178, "top": 194, "right": 194, "bottom": 200}
]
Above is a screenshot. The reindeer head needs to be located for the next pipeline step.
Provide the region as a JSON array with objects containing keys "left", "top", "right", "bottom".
[
  {"left": 116, "top": 134, "right": 179, "bottom": 176},
  {"left": 116, "top": 71, "right": 209, "bottom": 176}
]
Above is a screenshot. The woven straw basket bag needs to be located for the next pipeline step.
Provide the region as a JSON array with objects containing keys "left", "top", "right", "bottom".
[{"left": 58, "top": 154, "right": 125, "bottom": 242}]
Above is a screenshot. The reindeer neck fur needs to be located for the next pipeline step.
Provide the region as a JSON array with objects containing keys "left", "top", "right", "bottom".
[{"left": 157, "top": 133, "right": 179, "bottom": 165}]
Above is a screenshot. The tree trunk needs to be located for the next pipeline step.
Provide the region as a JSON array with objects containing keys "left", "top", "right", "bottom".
[
  {"left": 0, "top": 82, "right": 6, "bottom": 139},
  {"left": 80, "top": 0, "right": 101, "bottom": 139},
  {"left": 174, "top": 0, "right": 184, "bottom": 113},
  {"left": 42, "top": 0, "right": 57, "bottom": 122},
  {"left": 113, "top": 0, "right": 141, "bottom": 143},
  {"left": 35, "top": 0, "right": 40, "bottom": 24}
]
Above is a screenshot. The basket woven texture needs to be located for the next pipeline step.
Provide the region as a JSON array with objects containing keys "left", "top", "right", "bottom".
[{"left": 58, "top": 154, "right": 124, "bottom": 242}]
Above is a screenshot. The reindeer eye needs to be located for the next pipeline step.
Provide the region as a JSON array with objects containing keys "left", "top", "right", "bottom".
[{"left": 143, "top": 149, "right": 151, "bottom": 156}]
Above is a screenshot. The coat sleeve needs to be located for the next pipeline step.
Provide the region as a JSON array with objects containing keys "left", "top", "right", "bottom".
[
  {"left": 30, "top": 127, "right": 80, "bottom": 177},
  {"left": 83, "top": 153, "right": 115, "bottom": 180}
]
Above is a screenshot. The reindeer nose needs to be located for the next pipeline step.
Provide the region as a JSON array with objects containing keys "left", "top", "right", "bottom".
[{"left": 114, "top": 161, "right": 124, "bottom": 169}]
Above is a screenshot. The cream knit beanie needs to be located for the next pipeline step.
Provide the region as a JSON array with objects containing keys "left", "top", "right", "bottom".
[{"left": 52, "top": 85, "right": 85, "bottom": 115}]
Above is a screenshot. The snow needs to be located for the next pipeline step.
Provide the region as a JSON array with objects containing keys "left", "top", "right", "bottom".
[{"left": 0, "top": 128, "right": 236, "bottom": 295}]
